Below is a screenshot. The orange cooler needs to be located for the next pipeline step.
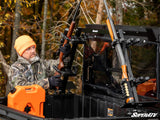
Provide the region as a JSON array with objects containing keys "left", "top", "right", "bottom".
[
  {"left": 137, "top": 78, "right": 156, "bottom": 96},
  {"left": 7, "top": 85, "right": 45, "bottom": 118}
]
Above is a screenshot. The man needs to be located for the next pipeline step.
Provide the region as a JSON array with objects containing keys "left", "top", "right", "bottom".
[{"left": 7, "top": 35, "right": 69, "bottom": 93}]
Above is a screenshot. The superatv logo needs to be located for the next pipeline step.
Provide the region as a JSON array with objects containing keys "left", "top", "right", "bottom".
[{"left": 131, "top": 112, "right": 158, "bottom": 117}]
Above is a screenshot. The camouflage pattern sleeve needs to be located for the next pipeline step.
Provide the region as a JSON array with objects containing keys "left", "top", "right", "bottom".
[
  {"left": 9, "top": 66, "right": 32, "bottom": 88},
  {"left": 8, "top": 66, "right": 49, "bottom": 89},
  {"left": 43, "top": 59, "right": 59, "bottom": 75},
  {"left": 36, "top": 78, "right": 49, "bottom": 89}
]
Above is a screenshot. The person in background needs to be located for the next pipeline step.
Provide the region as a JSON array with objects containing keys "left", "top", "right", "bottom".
[{"left": 7, "top": 35, "right": 70, "bottom": 94}]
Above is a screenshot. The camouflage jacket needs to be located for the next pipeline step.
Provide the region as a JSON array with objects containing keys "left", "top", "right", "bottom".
[{"left": 8, "top": 55, "right": 59, "bottom": 91}]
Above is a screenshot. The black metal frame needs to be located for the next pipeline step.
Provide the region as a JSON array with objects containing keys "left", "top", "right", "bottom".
[{"left": 156, "top": 35, "right": 160, "bottom": 99}]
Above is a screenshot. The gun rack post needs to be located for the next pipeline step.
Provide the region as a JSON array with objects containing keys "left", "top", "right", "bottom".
[{"left": 156, "top": 35, "right": 160, "bottom": 99}]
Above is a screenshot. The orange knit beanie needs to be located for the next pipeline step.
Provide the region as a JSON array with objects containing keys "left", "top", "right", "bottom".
[{"left": 14, "top": 35, "right": 36, "bottom": 56}]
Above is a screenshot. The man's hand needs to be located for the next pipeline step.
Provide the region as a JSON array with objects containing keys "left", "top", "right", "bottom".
[
  {"left": 60, "top": 43, "right": 71, "bottom": 58},
  {"left": 48, "top": 75, "right": 62, "bottom": 89}
]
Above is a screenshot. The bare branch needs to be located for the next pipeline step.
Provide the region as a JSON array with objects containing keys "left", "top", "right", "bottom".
[{"left": 82, "top": 0, "right": 95, "bottom": 24}]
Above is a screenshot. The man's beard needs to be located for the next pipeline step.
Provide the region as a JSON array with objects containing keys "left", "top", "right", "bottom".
[{"left": 29, "top": 54, "right": 39, "bottom": 63}]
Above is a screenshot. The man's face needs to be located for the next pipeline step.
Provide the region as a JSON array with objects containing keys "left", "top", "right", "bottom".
[{"left": 22, "top": 45, "right": 36, "bottom": 61}]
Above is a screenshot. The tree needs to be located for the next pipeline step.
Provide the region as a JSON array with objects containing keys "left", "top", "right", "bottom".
[
  {"left": 90, "top": 0, "right": 104, "bottom": 52},
  {"left": 41, "top": 0, "right": 48, "bottom": 59},
  {"left": 10, "top": 0, "right": 21, "bottom": 64},
  {"left": 115, "top": 0, "right": 123, "bottom": 25},
  {"left": 0, "top": 51, "right": 10, "bottom": 75}
]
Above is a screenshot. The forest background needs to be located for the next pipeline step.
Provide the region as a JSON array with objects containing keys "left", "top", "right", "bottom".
[{"left": 0, "top": 0, "right": 160, "bottom": 96}]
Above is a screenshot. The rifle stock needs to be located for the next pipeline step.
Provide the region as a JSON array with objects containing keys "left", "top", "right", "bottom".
[{"left": 57, "top": 21, "right": 75, "bottom": 72}]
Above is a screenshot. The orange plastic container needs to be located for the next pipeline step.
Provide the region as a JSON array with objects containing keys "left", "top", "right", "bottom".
[
  {"left": 7, "top": 84, "right": 45, "bottom": 118},
  {"left": 137, "top": 78, "right": 156, "bottom": 96}
]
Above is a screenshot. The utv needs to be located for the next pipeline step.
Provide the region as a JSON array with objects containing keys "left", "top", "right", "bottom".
[{"left": 0, "top": 24, "right": 160, "bottom": 120}]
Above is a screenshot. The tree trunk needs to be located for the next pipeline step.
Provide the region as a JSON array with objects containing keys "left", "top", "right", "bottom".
[
  {"left": 41, "top": 0, "right": 48, "bottom": 59},
  {"left": 90, "top": 0, "right": 104, "bottom": 52},
  {"left": 0, "top": 51, "right": 10, "bottom": 76},
  {"left": 95, "top": 0, "right": 104, "bottom": 24},
  {"left": 115, "top": 0, "right": 123, "bottom": 25},
  {"left": 10, "top": 0, "right": 21, "bottom": 64}
]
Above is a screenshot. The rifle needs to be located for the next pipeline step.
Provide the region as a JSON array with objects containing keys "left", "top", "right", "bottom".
[
  {"left": 54, "top": 0, "right": 82, "bottom": 90},
  {"left": 103, "top": 0, "right": 135, "bottom": 104}
]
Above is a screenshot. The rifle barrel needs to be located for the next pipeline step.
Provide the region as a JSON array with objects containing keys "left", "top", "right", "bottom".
[
  {"left": 103, "top": 0, "right": 135, "bottom": 103},
  {"left": 58, "top": 0, "right": 82, "bottom": 70},
  {"left": 104, "top": 0, "right": 118, "bottom": 39},
  {"left": 73, "top": 0, "right": 82, "bottom": 21},
  {"left": 55, "top": 0, "right": 82, "bottom": 90}
]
